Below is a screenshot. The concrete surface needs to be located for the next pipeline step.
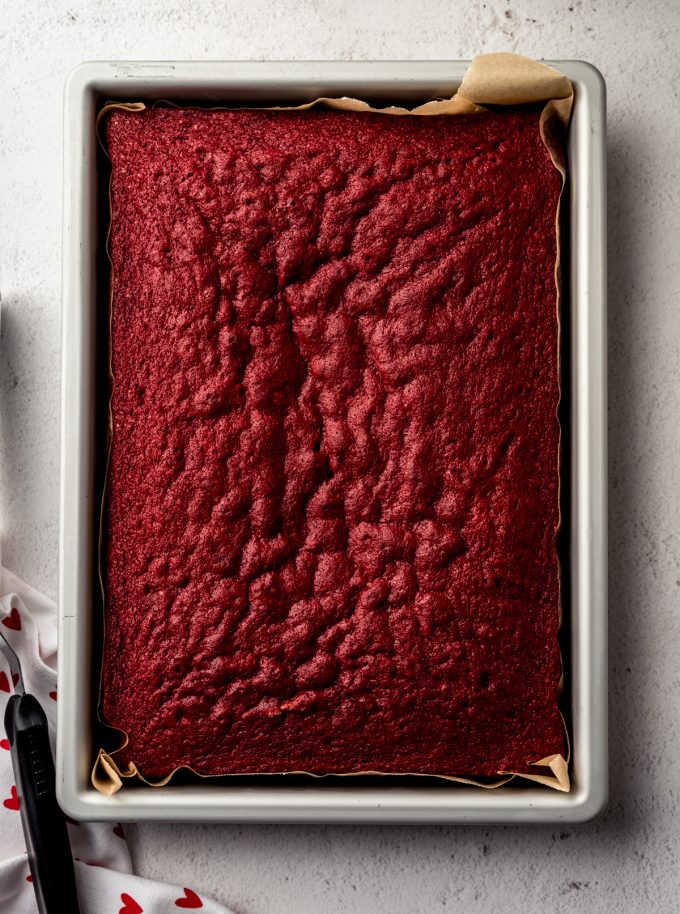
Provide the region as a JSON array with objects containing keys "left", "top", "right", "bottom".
[{"left": 1, "top": 0, "right": 679, "bottom": 911}]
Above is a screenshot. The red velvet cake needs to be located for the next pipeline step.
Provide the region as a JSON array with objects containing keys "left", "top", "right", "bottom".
[{"left": 102, "top": 105, "right": 564, "bottom": 779}]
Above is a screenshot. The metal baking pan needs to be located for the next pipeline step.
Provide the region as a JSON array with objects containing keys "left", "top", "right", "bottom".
[{"left": 58, "top": 60, "right": 607, "bottom": 823}]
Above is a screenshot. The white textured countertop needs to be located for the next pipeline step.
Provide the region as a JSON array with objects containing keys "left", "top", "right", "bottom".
[{"left": 2, "top": 1, "right": 679, "bottom": 911}]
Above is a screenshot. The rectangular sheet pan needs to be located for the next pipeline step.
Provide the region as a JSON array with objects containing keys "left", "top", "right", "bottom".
[{"left": 58, "top": 60, "right": 607, "bottom": 823}]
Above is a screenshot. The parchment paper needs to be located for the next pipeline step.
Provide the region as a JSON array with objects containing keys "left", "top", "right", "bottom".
[{"left": 92, "top": 53, "right": 573, "bottom": 796}]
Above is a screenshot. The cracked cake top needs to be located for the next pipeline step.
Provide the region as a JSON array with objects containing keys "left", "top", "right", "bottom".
[{"left": 102, "top": 106, "right": 563, "bottom": 779}]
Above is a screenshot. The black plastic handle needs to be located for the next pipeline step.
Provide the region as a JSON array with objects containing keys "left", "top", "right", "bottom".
[{"left": 4, "top": 694, "right": 81, "bottom": 914}]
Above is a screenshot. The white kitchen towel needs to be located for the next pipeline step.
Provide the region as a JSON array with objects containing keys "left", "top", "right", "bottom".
[{"left": 0, "top": 566, "right": 235, "bottom": 914}]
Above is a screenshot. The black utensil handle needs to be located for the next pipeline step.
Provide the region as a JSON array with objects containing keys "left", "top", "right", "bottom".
[{"left": 5, "top": 694, "right": 81, "bottom": 914}]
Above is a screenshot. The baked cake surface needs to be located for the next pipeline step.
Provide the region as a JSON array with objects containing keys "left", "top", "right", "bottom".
[{"left": 103, "top": 106, "right": 563, "bottom": 778}]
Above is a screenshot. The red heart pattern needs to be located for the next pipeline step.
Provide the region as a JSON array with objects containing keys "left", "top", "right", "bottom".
[
  {"left": 49, "top": 690, "right": 57, "bottom": 701},
  {"left": 0, "top": 738, "right": 9, "bottom": 751},
  {"left": 2, "top": 607, "right": 21, "bottom": 630},
  {"left": 4, "top": 786, "right": 19, "bottom": 811},
  {"left": 113, "top": 823, "right": 125, "bottom": 839},
  {"left": 175, "top": 888, "right": 203, "bottom": 908},
  {"left": 0, "top": 671, "right": 21, "bottom": 692},
  {"left": 119, "top": 893, "right": 143, "bottom": 914}
]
